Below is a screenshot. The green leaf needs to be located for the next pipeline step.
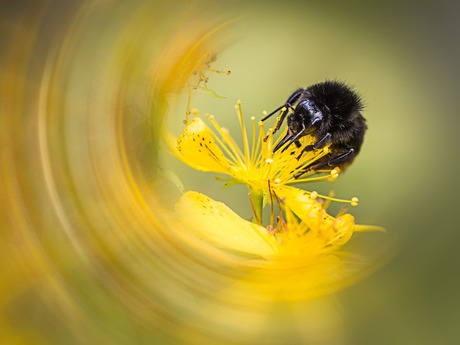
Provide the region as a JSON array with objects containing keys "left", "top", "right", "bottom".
[{"left": 193, "top": 86, "right": 226, "bottom": 99}]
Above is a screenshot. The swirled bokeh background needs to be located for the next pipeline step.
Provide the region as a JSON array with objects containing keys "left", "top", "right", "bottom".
[{"left": 1, "top": 0, "right": 458, "bottom": 344}]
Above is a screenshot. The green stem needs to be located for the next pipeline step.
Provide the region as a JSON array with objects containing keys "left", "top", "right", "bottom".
[{"left": 249, "top": 186, "right": 263, "bottom": 224}]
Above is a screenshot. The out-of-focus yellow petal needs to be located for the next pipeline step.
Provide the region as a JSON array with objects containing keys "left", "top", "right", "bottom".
[
  {"left": 175, "top": 191, "right": 278, "bottom": 257},
  {"left": 175, "top": 117, "right": 232, "bottom": 174}
]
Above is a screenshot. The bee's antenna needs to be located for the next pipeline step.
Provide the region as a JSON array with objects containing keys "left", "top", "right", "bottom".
[{"left": 261, "top": 104, "right": 285, "bottom": 121}]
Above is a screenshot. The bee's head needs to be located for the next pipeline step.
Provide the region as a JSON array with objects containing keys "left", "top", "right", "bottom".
[{"left": 288, "top": 99, "right": 325, "bottom": 136}]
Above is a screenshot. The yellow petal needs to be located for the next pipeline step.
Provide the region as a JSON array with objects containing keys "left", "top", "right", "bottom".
[
  {"left": 175, "top": 191, "right": 278, "bottom": 257},
  {"left": 162, "top": 128, "right": 211, "bottom": 172},
  {"left": 176, "top": 117, "right": 232, "bottom": 174},
  {"left": 275, "top": 185, "right": 356, "bottom": 246}
]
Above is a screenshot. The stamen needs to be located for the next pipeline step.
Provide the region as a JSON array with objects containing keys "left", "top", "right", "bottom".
[
  {"left": 203, "top": 67, "right": 231, "bottom": 75},
  {"left": 273, "top": 107, "right": 286, "bottom": 130},
  {"left": 205, "top": 114, "right": 245, "bottom": 167},
  {"left": 203, "top": 114, "right": 242, "bottom": 166},
  {"left": 222, "top": 127, "right": 246, "bottom": 167},
  {"left": 322, "top": 190, "right": 335, "bottom": 210},
  {"left": 328, "top": 168, "right": 340, "bottom": 182},
  {"left": 252, "top": 119, "right": 265, "bottom": 169},
  {"left": 264, "top": 159, "right": 273, "bottom": 180},
  {"left": 276, "top": 140, "right": 330, "bottom": 182},
  {"left": 272, "top": 126, "right": 289, "bottom": 151},
  {"left": 197, "top": 70, "right": 208, "bottom": 88},
  {"left": 265, "top": 128, "right": 273, "bottom": 148},
  {"left": 336, "top": 206, "right": 348, "bottom": 217},
  {"left": 291, "top": 172, "right": 337, "bottom": 184},
  {"left": 316, "top": 194, "right": 358, "bottom": 205},
  {"left": 250, "top": 117, "right": 256, "bottom": 168},
  {"left": 291, "top": 151, "right": 331, "bottom": 178},
  {"left": 236, "top": 100, "right": 250, "bottom": 168},
  {"left": 260, "top": 122, "right": 271, "bottom": 169}
]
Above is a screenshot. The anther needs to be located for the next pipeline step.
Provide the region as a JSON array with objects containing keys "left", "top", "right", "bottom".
[
  {"left": 310, "top": 191, "right": 318, "bottom": 200},
  {"left": 331, "top": 168, "right": 339, "bottom": 178},
  {"left": 351, "top": 197, "right": 359, "bottom": 207}
]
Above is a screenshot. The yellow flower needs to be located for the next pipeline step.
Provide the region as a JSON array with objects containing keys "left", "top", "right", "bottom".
[
  {"left": 164, "top": 101, "right": 359, "bottom": 223},
  {"left": 166, "top": 102, "right": 340, "bottom": 189},
  {"left": 174, "top": 191, "right": 381, "bottom": 301},
  {"left": 276, "top": 185, "right": 356, "bottom": 246}
]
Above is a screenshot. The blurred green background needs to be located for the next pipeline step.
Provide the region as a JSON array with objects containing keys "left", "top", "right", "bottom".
[{"left": 2, "top": 0, "right": 459, "bottom": 344}]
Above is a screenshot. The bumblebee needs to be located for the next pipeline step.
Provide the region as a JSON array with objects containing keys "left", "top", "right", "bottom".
[{"left": 262, "top": 80, "right": 367, "bottom": 175}]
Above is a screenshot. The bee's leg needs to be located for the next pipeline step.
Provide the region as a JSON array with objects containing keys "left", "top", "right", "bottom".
[
  {"left": 287, "top": 141, "right": 303, "bottom": 156},
  {"left": 313, "top": 133, "right": 332, "bottom": 150},
  {"left": 273, "top": 132, "right": 293, "bottom": 152},
  {"left": 280, "top": 124, "right": 306, "bottom": 153},
  {"left": 294, "top": 148, "right": 355, "bottom": 178},
  {"left": 326, "top": 148, "right": 355, "bottom": 167},
  {"left": 296, "top": 133, "right": 332, "bottom": 159}
]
